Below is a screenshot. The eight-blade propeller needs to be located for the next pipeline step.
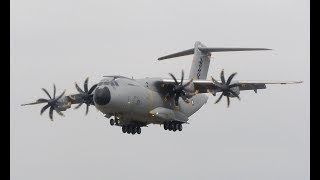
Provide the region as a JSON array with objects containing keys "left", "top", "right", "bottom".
[
  {"left": 74, "top": 77, "right": 98, "bottom": 115},
  {"left": 21, "top": 84, "right": 66, "bottom": 121},
  {"left": 211, "top": 69, "right": 241, "bottom": 107},
  {"left": 167, "top": 70, "right": 193, "bottom": 106}
]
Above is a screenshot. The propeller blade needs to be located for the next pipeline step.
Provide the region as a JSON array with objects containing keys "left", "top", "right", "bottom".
[
  {"left": 40, "top": 104, "right": 50, "bottom": 115},
  {"left": 53, "top": 84, "right": 56, "bottom": 99},
  {"left": 215, "top": 94, "right": 223, "bottom": 104},
  {"left": 183, "top": 78, "right": 193, "bottom": 88},
  {"left": 85, "top": 104, "right": 89, "bottom": 115},
  {"left": 56, "top": 90, "right": 66, "bottom": 101},
  {"left": 54, "top": 107, "right": 64, "bottom": 116},
  {"left": 210, "top": 78, "right": 222, "bottom": 90},
  {"left": 84, "top": 77, "right": 89, "bottom": 93},
  {"left": 211, "top": 76, "right": 220, "bottom": 85},
  {"left": 220, "top": 69, "right": 225, "bottom": 84},
  {"left": 181, "top": 70, "right": 184, "bottom": 85},
  {"left": 227, "top": 96, "right": 230, "bottom": 107},
  {"left": 74, "top": 102, "right": 83, "bottom": 109},
  {"left": 39, "top": 98, "right": 50, "bottom": 103},
  {"left": 49, "top": 106, "right": 54, "bottom": 121},
  {"left": 42, "top": 88, "right": 52, "bottom": 99},
  {"left": 226, "top": 72, "right": 237, "bottom": 85},
  {"left": 88, "top": 84, "right": 98, "bottom": 94},
  {"left": 75, "top": 83, "right": 84, "bottom": 93},
  {"left": 168, "top": 70, "right": 194, "bottom": 107},
  {"left": 21, "top": 98, "right": 48, "bottom": 106},
  {"left": 229, "top": 89, "right": 241, "bottom": 100},
  {"left": 169, "top": 73, "right": 179, "bottom": 84}
]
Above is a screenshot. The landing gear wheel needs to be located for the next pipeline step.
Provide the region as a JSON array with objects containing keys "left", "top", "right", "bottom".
[
  {"left": 115, "top": 119, "right": 120, "bottom": 125},
  {"left": 122, "top": 126, "right": 127, "bottom": 133},
  {"left": 137, "top": 127, "right": 141, "bottom": 134},
  {"left": 126, "top": 126, "right": 132, "bottom": 134},
  {"left": 170, "top": 122, "right": 175, "bottom": 130},
  {"left": 178, "top": 124, "right": 182, "bottom": 131},
  {"left": 110, "top": 119, "right": 115, "bottom": 126},
  {"left": 131, "top": 127, "right": 137, "bottom": 134},
  {"left": 175, "top": 123, "right": 180, "bottom": 131},
  {"left": 164, "top": 123, "right": 168, "bottom": 130},
  {"left": 168, "top": 123, "right": 172, "bottom": 131},
  {"left": 173, "top": 123, "right": 177, "bottom": 131}
]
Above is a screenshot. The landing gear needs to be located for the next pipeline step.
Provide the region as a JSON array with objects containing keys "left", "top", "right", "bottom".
[
  {"left": 109, "top": 113, "right": 120, "bottom": 126},
  {"left": 137, "top": 127, "right": 141, "bottom": 134},
  {"left": 110, "top": 119, "right": 115, "bottom": 126},
  {"left": 122, "top": 125, "right": 142, "bottom": 135},
  {"left": 122, "top": 126, "right": 127, "bottom": 133},
  {"left": 126, "top": 126, "right": 132, "bottom": 134},
  {"left": 164, "top": 122, "right": 168, "bottom": 130},
  {"left": 173, "top": 124, "right": 177, "bottom": 131},
  {"left": 163, "top": 121, "right": 183, "bottom": 132},
  {"left": 131, "top": 127, "right": 137, "bottom": 135},
  {"left": 115, "top": 119, "right": 120, "bottom": 125},
  {"left": 170, "top": 122, "right": 175, "bottom": 130}
]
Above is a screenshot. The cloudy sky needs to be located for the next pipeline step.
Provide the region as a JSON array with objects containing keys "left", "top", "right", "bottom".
[{"left": 11, "top": 0, "right": 309, "bottom": 179}]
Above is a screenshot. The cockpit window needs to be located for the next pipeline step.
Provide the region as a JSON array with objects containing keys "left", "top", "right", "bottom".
[{"left": 99, "top": 80, "right": 119, "bottom": 87}]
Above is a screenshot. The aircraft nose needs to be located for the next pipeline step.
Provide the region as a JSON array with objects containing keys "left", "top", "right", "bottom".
[{"left": 94, "top": 86, "right": 111, "bottom": 105}]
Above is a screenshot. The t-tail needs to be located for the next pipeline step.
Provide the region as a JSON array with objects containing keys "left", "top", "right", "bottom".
[{"left": 158, "top": 41, "right": 271, "bottom": 80}]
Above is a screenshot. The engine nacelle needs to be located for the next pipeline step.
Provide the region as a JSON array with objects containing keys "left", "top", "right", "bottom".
[{"left": 229, "top": 86, "right": 240, "bottom": 98}]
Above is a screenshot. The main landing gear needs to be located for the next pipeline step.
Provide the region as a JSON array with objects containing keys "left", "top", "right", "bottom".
[
  {"left": 163, "top": 121, "right": 183, "bottom": 132},
  {"left": 109, "top": 116, "right": 142, "bottom": 135},
  {"left": 122, "top": 125, "right": 142, "bottom": 135}
]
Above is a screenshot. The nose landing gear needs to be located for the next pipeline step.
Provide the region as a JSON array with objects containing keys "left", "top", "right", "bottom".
[{"left": 109, "top": 118, "right": 120, "bottom": 126}]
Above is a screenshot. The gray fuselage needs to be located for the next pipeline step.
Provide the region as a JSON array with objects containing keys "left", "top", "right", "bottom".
[{"left": 93, "top": 76, "right": 208, "bottom": 125}]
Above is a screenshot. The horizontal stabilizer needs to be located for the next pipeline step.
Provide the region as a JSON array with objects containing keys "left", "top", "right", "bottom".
[
  {"left": 158, "top": 48, "right": 194, "bottom": 60},
  {"left": 158, "top": 47, "right": 271, "bottom": 60},
  {"left": 199, "top": 47, "right": 272, "bottom": 52}
]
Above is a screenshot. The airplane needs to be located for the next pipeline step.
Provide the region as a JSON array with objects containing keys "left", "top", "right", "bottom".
[{"left": 21, "top": 41, "right": 302, "bottom": 135}]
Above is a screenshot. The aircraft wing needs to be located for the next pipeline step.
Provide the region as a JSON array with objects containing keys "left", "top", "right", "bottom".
[{"left": 161, "top": 79, "right": 302, "bottom": 94}]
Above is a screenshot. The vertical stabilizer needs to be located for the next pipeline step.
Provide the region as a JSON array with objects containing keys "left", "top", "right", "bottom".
[{"left": 189, "top": 41, "right": 211, "bottom": 80}]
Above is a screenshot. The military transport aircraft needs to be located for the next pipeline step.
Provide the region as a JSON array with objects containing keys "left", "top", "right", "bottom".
[{"left": 21, "top": 41, "right": 302, "bottom": 135}]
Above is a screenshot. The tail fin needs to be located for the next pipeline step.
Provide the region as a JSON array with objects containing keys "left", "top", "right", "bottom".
[
  {"left": 158, "top": 41, "right": 271, "bottom": 80},
  {"left": 189, "top": 41, "right": 211, "bottom": 79}
]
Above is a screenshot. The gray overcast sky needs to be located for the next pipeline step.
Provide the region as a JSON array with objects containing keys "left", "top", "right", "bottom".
[{"left": 10, "top": 0, "right": 309, "bottom": 179}]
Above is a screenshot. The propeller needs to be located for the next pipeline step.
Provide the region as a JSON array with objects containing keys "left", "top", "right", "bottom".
[
  {"left": 21, "top": 84, "right": 66, "bottom": 121},
  {"left": 211, "top": 69, "right": 240, "bottom": 107},
  {"left": 74, "top": 77, "right": 98, "bottom": 115},
  {"left": 167, "top": 70, "right": 193, "bottom": 106}
]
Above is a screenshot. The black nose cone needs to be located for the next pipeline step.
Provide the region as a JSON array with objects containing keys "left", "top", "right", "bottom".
[{"left": 94, "top": 86, "right": 111, "bottom": 105}]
